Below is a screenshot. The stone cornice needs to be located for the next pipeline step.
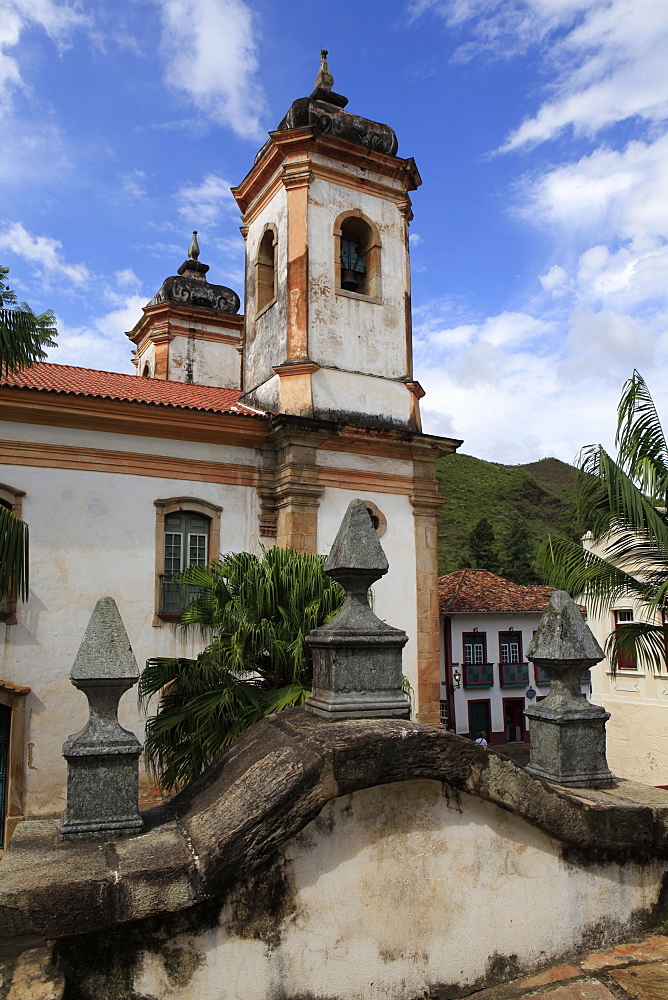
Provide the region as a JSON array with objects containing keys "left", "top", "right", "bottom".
[{"left": 232, "top": 129, "right": 421, "bottom": 219}]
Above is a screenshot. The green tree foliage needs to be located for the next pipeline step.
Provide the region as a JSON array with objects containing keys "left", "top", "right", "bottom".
[
  {"left": 468, "top": 517, "right": 500, "bottom": 573},
  {"left": 501, "top": 520, "right": 540, "bottom": 584},
  {"left": 0, "top": 267, "right": 57, "bottom": 601},
  {"left": 540, "top": 371, "right": 668, "bottom": 672},
  {"left": 140, "top": 546, "right": 344, "bottom": 791}
]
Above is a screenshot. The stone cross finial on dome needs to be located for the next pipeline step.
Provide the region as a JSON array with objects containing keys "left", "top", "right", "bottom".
[
  {"left": 314, "top": 48, "right": 334, "bottom": 92},
  {"left": 188, "top": 230, "right": 200, "bottom": 261}
]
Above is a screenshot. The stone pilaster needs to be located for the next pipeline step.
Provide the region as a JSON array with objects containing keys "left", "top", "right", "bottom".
[{"left": 260, "top": 416, "right": 329, "bottom": 553}]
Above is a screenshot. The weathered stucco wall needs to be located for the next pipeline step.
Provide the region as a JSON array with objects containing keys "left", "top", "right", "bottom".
[
  {"left": 317, "top": 486, "right": 418, "bottom": 700},
  {"left": 311, "top": 367, "right": 411, "bottom": 427},
  {"left": 308, "top": 160, "right": 409, "bottom": 380},
  {"left": 0, "top": 420, "right": 262, "bottom": 816},
  {"left": 584, "top": 538, "right": 668, "bottom": 786},
  {"left": 127, "top": 778, "right": 667, "bottom": 1000},
  {"left": 167, "top": 332, "right": 241, "bottom": 389},
  {"left": 3, "top": 711, "right": 667, "bottom": 1000},
  {"left": 243, "top": 187, "right": 288, "bottom": 395}
]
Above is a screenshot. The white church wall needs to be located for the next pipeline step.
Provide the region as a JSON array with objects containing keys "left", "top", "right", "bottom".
[
  {"left": 0, "top": 419, "right": 263, "bottom": 469},
  {"left": 316, "top": 447, "right": 413, "bottom": 479},
  {"left": 135, "top": 339, "right": 156, "bottom": 376},
  {"left": 317, "top": 487, "right": 418, "bottom": 702},
  {"left": 243, "top": 186, "right": 288, "bottom": 393},
  {"left": 311, "top": 367, "right": 412, "bottom": 427},
  {"left": 307, "top": 164, "right": 409, "bottom": 380},
  {"left": 131, "top": 779, "right": 666, "bottom": 1000},
  {"left": 167, "top": 333, "right": 241, "bottom": 389},
  {"left": 0, "top": 460, "right": 259, "bottom": 816}
]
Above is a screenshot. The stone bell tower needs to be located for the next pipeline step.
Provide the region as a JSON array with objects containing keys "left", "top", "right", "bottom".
[{"left": 232, "top": 51, "right": 424, "bottom": 429}]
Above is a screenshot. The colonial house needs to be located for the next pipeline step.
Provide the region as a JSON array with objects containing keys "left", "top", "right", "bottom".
[
  {"left": 0, "top": 60, "right": 460, "bottom": 847},
  {"left": 582, "top": 536, "right": 668, "bottom": 787},
  {"left": 439, "top": 568, "right": 591, "bottom": 749}
]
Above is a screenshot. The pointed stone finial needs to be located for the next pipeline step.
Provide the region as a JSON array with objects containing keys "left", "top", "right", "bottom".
[
  {"left": 527, "top": 590, "right": 604, "bottom": 664},
  {"left": 188, "top": 230, "right": 200, "bottom": 261},
  {"left": 525, "top": 590, "right": 613, "bottom": 788},
  {"left": 325, "top": 498, "right": 388, "bottom": 581},
  {"left": 305, "top": 499, "right": 409, "bottom": 720},
  {"left": 314, "top": 48, "right": 334, "bottom": 92},
  {"left": 61, "top": 597, "right": 143, "bottom": 838},
  {"left": 71, "top": 596, "right": 139, "bottom": 683}
]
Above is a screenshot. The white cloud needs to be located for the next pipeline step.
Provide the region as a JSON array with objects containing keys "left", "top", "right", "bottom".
[
  {"left": 539, "top": 264, "right": 568, "bottom": 292},
  {"left": 176, "top": 173, "right": 237, "bottom": 228},
  {"left": 414, "top": 1, "right": 668, "bottom": 147},
  {"left": 156, "top": 0, "right": 267, "bottom": 141},
  {"left": 526, "top": 135, "right": 668, "bottom": 240},
  {"left": 0, "top": 0, "right": 87, "bottom": 113},
  {"left": 0, "top": 222, "right": 90, "bottom": 285},
  {"left": 413, "top": 295, "right": 668, "bottom": 462},
  {"left": 49, "top": 294, "right": 145, "bottom": 373},
  {"left": 502, "top": 0, "right": 668, "bottom": 149},
  {"left": 120, "top": 170, "right": 147, "bottom": 199},
  {"left": 525, "top": 136, "right": 668, "bottom": 311}
]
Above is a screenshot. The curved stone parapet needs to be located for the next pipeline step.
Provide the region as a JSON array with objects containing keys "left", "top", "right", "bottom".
[{"left": 1, "top": 707, "right": 668, "bottom": 942}]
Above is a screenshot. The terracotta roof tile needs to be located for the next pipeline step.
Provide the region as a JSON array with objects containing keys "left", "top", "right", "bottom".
[
  {"left": 0, "top": 363, "right": 266, "bottom": 418},
  {"left": 439, "top": 568, "right": 556, "bottom": 615}
]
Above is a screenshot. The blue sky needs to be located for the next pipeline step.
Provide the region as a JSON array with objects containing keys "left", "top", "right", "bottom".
[{"left": 2, "top": 0, "right": 668, "bottom": 465}]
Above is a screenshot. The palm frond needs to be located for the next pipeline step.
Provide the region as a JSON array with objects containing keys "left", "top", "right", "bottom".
[
  {"left": 538, "top": 534, "right": 654, "bottom": 617},
  {"left": 142, "top": 545, "right": 345, "bottom": 789},
  {"left": 576, "top": 446, "right": 668, "bottom": 559},
  {"left": 0, "top": 305, "right": 57, "bottom": 378},
  {"left": 0, "top": 504, "right": 29, "bottom": 602},
  {"left": 616, "top": 370, "right": 668, "bottom": 500},
  {"left": 605, "top": 621, "right": 668, "bottom": 674}
]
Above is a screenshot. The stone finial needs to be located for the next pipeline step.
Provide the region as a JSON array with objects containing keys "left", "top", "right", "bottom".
[
  {"left": 71, "top": 596, "right": 139, "bottom": 683},
  {"left": 325, "top": 496, "right": 388, "bottom": 575},
  {"left": 528, "top": 590, "right": 604, "bottom": 664},
  {"left": 525, "top": 590, "right": 614, "bottom": 787},
  {"left": 314, "top": 48, "right": 334, "bottom": 93},
  {"left": 188, "top": 230, "right": 200, "bottom": 261},
  {"left": 60, "top": 597, "right": 143, "bottom": 838},
  {"left": 305, "top": 499, "right": 410, "bottom": 720}
]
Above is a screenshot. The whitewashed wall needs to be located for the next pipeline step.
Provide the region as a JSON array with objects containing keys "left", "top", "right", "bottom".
[
  {"left": 167, "top": 332, "right": 241, "bottom": 389},
  {"left": 307, "top": 158, "right": 409, "bottom": 380},
  {"left": 583, "top": 536, "right": 668, "bottom": 785},
  {"left": 243, "top": 186, "right": 288, "bottom": 395},
  {"left": 132, "top": 779, "right": 666, "bottom": 1000},
  {"left": 0, "top": 421, "right": 262, "bottom": 815}
]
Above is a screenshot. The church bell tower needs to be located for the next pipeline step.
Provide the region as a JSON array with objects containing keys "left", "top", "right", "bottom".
[{"left": 232, "top": 51, "right": 424, "bottom": 430}]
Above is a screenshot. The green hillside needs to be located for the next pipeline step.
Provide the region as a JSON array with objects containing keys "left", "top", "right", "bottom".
[{"left": 435, "top": 454, "right": 579, "bottom": 576}]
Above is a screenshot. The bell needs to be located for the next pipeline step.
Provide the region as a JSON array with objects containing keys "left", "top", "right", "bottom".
[{"left": 341, "top": 268, "right": 360, "bottom": 292}]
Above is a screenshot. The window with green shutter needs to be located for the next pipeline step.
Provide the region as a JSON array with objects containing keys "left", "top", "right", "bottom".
[{"left": 160, "top": 511, "right": 210, "bottom": 618}]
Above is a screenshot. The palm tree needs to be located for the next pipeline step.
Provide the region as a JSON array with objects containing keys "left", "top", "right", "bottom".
[
  {"left": 0, "top": 266, "right": 57, "bottom": 601},
  {"left": 540, "top": 370, "right": 668, "bottom": 672},
  {"left": 139, "top": 546, "right": 345, "bottom": 791}
]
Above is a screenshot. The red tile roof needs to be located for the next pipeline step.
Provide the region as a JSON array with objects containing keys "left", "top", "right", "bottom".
[
  {"left": 0, "top": 363, "right": 266, "bottom": 418},
  {"left": 439, "top": 568, "right": 556, "bottom": 615}
]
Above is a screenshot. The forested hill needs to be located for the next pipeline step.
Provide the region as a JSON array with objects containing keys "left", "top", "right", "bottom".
[{"left": 434, "top": 454, "right": 580, "bottom": 577}]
